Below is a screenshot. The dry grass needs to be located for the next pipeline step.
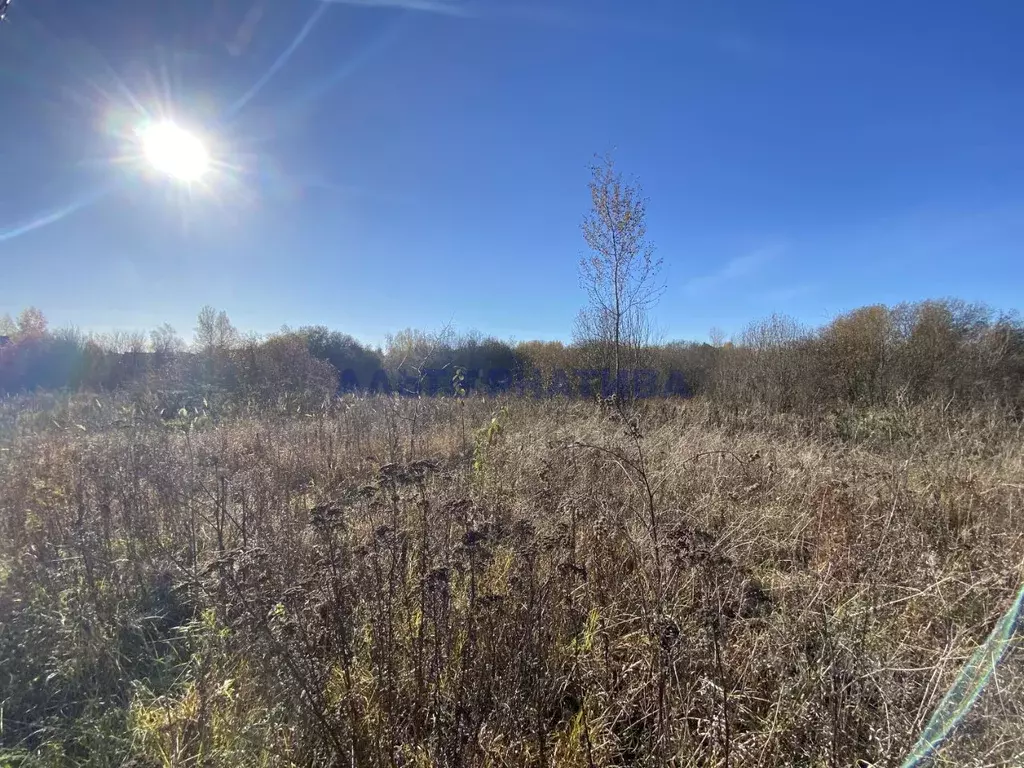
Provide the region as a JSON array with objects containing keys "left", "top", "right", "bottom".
[{"left": 1, "top": 394, "right": 1022, "bottom": 767}]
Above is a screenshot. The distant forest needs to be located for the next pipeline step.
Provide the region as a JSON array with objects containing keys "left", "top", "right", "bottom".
[{"left": 2, "top": 298, "right": 1022, "bottom": 414}]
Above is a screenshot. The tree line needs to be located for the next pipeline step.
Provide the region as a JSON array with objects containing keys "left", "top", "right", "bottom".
[{"left": 2, "top": 297, "right": 1022, "bottom": 413}]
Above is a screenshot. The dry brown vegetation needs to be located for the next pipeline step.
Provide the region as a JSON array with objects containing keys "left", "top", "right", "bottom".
[{"left": 2, "top": 393, "right": 1023, "bottom": 767}]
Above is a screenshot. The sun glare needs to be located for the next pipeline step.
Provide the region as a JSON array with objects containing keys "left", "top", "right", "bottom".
[{"left": 138, "top": 121, "right": 210, "bottom": 182}]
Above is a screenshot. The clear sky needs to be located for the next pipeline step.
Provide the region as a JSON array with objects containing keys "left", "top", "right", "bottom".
[{"left": 1, "top": 0, "right": 1022, "bottom": 345}]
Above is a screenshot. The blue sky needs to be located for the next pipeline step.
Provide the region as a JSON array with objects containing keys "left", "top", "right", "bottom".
[{"left": 1, "top": 0, "right": 1022, "bottom": 345}]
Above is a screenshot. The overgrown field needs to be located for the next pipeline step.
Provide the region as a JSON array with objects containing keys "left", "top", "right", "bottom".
[{"left": 1, "top": 395, "right": 1022, "bottom": 766}]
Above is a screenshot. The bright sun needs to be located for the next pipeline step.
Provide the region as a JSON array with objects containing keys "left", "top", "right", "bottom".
[{"left": 139, "top": 121, "right": 209, "bottom": 182}]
